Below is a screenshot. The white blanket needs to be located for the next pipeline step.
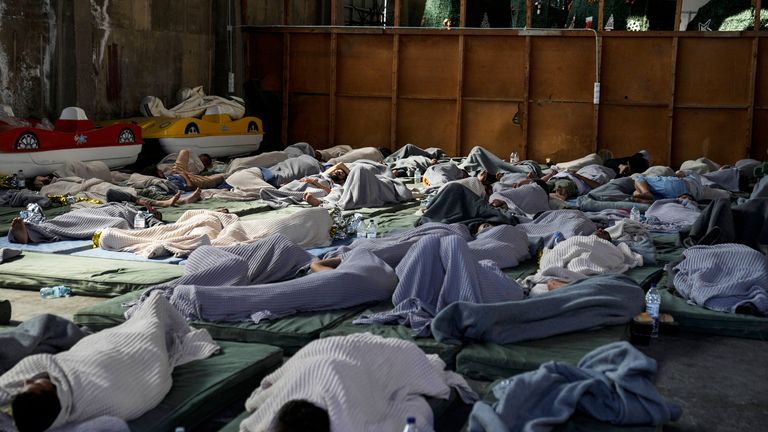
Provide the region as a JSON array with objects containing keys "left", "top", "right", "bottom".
[
  {"left": 0, "top": 292, "right": 219, "bottom": 428},
  {"left": 99, "top": 208, "right": 332, "bottom": 258},
  {"left": 526, "top": 235, "right": 643, "bottom": 294},
  {"left": 240, "top": 333, "right": 476, "bottom": 432}
]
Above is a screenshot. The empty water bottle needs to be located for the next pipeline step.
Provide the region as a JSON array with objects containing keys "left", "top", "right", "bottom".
[
  {"left": 356, "top": 221, "right": 366, "bottom": 238},
  {"left": 16, "top": 170, "right": 25, "bottom": 189},
  {"left": 413, "top": 168, "right": 422, "bottom": 185},
  {"left": 509, "top": 152, "right": 519, "bottom": 163},
  {"left": 133, "top": 211, "right": 146, "bottom": 229},
  {"left": 402, "top": 417, "right": 418, "bottom": 432},
  {"left": 630, "top": 204, "right": 641, "bottom": 222},
  {"left": 40, "top": 285, "right": 72, "bottom": 299},
  {"left": 645, "top": 283, "right": 661, "bottom": 338},
  {"left": 365, "top": 219, "right": 378, "bottom": 239}
]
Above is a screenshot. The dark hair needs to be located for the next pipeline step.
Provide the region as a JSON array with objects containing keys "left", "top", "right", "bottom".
[
  {"left": 199, "top": 153, "right": 213, "bottom": 167},
  {"left": 12, "top": 390, "right": 61, "bottom": 432},
  {"left": 273, "top": 399, "right": 330, "bottom": 432},
  {"left": 532, "top": 179, "right": 549, "bottom": 193},
  {"left": 377, "top": 147, "right": 393, "bottom": 158}
]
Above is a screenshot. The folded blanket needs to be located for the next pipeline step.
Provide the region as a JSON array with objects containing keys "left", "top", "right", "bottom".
[
  {"left": 469, "top": 341, "right": 682, "bottom": 432},
  {"left": 431, "top": 274, "right": 644, "bottom": 344}
]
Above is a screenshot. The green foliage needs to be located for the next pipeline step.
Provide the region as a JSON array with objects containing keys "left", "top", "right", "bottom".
[
  {"left": 421, "top": 0, "right": 459, "bottom": 27},
  {"left": 686, "top": 0, "right": 752, "bottom": 31}
]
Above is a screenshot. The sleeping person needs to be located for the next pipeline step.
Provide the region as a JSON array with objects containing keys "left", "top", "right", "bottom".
[
  {"left": 0, "top": 291, "right": 219, "bottom": 432},
  {"left": 239, "top": 333, "right": 477, "bottom": 432}
]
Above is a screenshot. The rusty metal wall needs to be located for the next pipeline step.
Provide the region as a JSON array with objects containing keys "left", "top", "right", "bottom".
[{"left": 245, "top": 27, "right": 768, "bottom": 167}]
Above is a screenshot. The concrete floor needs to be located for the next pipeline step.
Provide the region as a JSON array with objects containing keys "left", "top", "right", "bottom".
[
  {"left": 2, "top": 288, "right": 767, "bottom": 431},
  {"left": 0, "top": 287, "right": 104, "bottom": 322}
]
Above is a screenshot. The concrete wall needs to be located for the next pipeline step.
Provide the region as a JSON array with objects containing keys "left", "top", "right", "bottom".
[{"left": 0, "top": 0, "right": 217, "bottom": 121}]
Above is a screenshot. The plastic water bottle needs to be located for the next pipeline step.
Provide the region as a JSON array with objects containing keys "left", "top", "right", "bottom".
[
  {"left": 365, "top": 219, "right": 377, "bottom": 239},
  {"left": 356, "top": 219, "right": 368, "bottom": 238},
  {"left": 40, "top": 285, "right": 72, "bottom": 299},
  {"left": 509, "top": 152, "right": 519, "bottom": 163},
  {"left": 174, "top": 427, "right": 186, "bottom": 432},
  {"left": 645, "top": 283, "right": 661, "bottom": 338},
  {"left": 630, "top": 204, "right": 641, "bottom": 222},
  {"left": 16, "top": 170, "right": 25, "bottom": 189},
  {"left": 402, "top": 417, "right": 418, "bottom": 432},
  {"left": 133, "top": 211, "right": 146, "bottom": 229},
  {"left": 413, "top": 168, "right": 422, "bottom": 185}
]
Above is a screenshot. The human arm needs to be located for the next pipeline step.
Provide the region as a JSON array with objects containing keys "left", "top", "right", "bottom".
[{"left": 310, "top": 257, "right": 342, "bottom": 273}]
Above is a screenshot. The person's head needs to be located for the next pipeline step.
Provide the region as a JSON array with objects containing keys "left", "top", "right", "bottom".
[
  {"left": 314, "top": 150, "right": 324, "bottom": 161},
  {"left": 273, "top": 399, "right": 330, "bottom": 432},
  {"left": 677, "top": 193, "right": 695, "bottom": 203},
  {"left": 12, "top": 377, "right": 61, "bottom": 432},
  {"left": 31, "top": 175, "right": 52, "bottom": 191},
  {"left": 198, "top": 153, "right": 213, "bottom": 169},
  {"left": 594, "top": 228, "right": 612, "bottom": 242},
  {"left": 328, "top": 169, "right": 347, "bottom": 184}
]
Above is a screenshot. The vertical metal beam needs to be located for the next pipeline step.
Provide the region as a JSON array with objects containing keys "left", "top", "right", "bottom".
[
  {"left": 756, "top": 0, "right": 762, "bottom": 31},
  {"left": 674, "top": 0, "right": 683, "bottom": 31},
  {"left": 281, "top": 34, "right": 291, "bottom": 146},
  {"left": 460, "top": 0, "right": 466, "bottom": 27},
  {"left": 284, "top": 0, "right": 290, "bottom": 25},
  {"left": 329, "top": 33, "right": 338, "bottom": 147},
  {"left": 597, "top": 0, "right": 604, "bottom": 31},
  {"left": 455, "top": 34, "right": 465, "bottom": 156},
  {"left": 522, "top": 35, "right": 531, "bottom": 159},
  {"left": 747, "top": 37, "right": 758, "bottom": 157},
  {"left": 330, "top": 0, "right": 337, "bottom": 26},
  {"left": 525, "top": 0, "right": 532, "bottom": 28},
  {"left": 666, "top": 36, "right": 680, "bottom": 166},
  {"left": 592, "top": 34, "right": 603, "bottom": 152},
  {"left": 394, "top": 0, "right": 401, "bottom": 27},
  {"left": 390, "top": 34, "right": 400, "bottom": 150}
]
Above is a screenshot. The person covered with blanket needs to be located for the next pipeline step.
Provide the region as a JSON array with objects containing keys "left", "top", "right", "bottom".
[
  {"left": 0, "top": 291, "right": 219, "bottom": 432},
  {"left": 632, "top": 170, "right": 730, "bottom": 203},
  {"left": 238, "top": 333, "right": 477, "bottom": 432},
  {"left": 302, "top": 163, "right": 413, "bottom": 210}
]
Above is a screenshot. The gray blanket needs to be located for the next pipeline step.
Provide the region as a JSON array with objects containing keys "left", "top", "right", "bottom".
[
  {"left": 384, "top": 143, "right": 446, "bottom": 163},
  {"left": 671, "top": 243, "right": 768, "bottom": 315},
  {"left": 0, "top": 189, "right": 50, "bottom": 208},
  {"left": 417, "top": 182, "right": 518, "bottom": 230},
  {"left": 469, "top": 342, "right": 682, "bottom": 431},
  {"left": 355, "top": 233, "right": 526, "bottom": 336},
  {"left": 459, "top": 146, "right": 542, "bottom": 177},
  {"left": 125, "top": 233, "right": 316, "bottom": 319},
  {"left": 0, "top": 314, "right": 88, "bottom": 374},
  {"left": 9, "top": 202, "right": 139, "bottom": 243},
  {"left": 431, "top": 274, "right": 644, "bottom": 344}
]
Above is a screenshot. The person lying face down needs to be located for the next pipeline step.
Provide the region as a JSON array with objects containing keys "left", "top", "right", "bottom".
[
  {"left": 1, "top": 292, "right": 219, "bottom": 432},
  {"left": 238, "top": 333, "right": 477, "bottom": 432}
]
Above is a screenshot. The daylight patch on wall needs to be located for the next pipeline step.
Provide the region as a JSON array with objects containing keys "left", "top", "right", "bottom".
[{"left": 90, "top": 0, "right": 111, "bottom": 72}]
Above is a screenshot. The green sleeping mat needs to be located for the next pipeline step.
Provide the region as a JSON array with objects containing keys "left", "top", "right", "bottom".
[
  {"left": 74, "top": 289, "right": 370, "bottom": 354},
  {"left": 319, "top": 301, "right": 462, "bottom": 369},
  {"left": 0, "top": 252, "right": 184, "bottom": 297},
  {"left": 660, "top": 288, "right": 768, "bottom": 340},
  {"left": 456, "top": 325, "right": 630, "bottom": 381},
  {"left": 129, "top": 341, "right": 283, "bottom": 432}
]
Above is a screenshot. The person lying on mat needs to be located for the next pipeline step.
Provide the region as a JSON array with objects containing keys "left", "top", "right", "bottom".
[
  {"left": 0, "top": 291, "right": 219, "bottom": 432},
  {"left": 302, "top": 163, "right": 413, "bottom": 210},
  {"left": 538, "top": 164, "right": 615, "bottom": 201},
  {"left": 238, "top": 333, "right": 477, "bottom": 432},
  {"left": 8, "top": 202, "right": 163, "bottom": 244},
  {"left": 161, "top": 149, "right": 230, "bottom": 191},
  {"left": 632, "top": 171, "right": 730, "bottom": 203}
]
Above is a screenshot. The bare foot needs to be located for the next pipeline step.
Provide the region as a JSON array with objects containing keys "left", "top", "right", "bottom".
[
  {"left": 478, "top": 170, "right": 488, "bottom": 183},
  {"left": 547, "top": 279, "right": 569, "bottom": 291},
  {"left": 10, "top": 217, "right": 29, "bottom": 244},
  {"left": 304, "top": 192, "right": 322, "bottom": 207},
  {"left": 149, "top": 192, "right": 181, "bottom": 208},
  {"left": 495, "top": 172, "right": 505, "bottom": 181},
  {"left": 179, "top": 188, "right": 202, "bottom": 204}
]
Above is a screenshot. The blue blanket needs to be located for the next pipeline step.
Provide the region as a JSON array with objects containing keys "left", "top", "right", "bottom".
[
  {"left": 431, "top": 275, "right": 644, "bottom": 344},
  {"left": 469, "top": 341, "right": 682, "bottom": 431}
]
